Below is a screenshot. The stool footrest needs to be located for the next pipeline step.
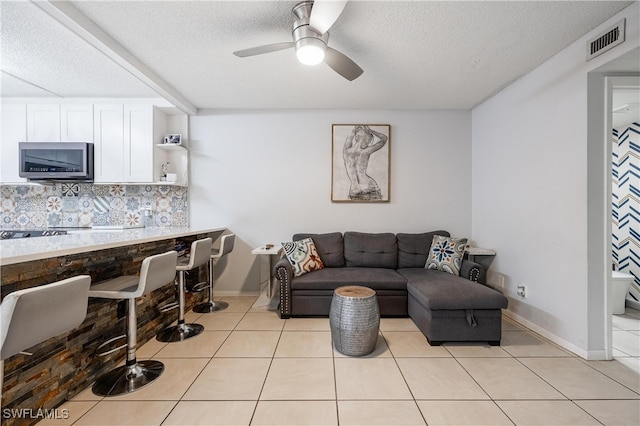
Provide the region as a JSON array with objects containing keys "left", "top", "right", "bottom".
[
  {"left": 95, "top": 334, "right": 127, "bottom": 357},
  {"left": 159, "top": 302, "right": 179, "bottom": 313},
  {"left": 193, "top": 300, "right": 229, "bottom": 313},
  {"left": 187, "top": 281, "right": 209, "bottom": 293}
]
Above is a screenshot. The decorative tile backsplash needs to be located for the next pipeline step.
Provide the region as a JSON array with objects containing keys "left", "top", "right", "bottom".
[{"left": 0, "top": 183, "right": 188, "bottom": 229}]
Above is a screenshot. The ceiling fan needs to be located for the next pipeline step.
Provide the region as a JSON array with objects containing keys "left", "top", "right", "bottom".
[{"left": 233, "top": 0, "right": 363, "bottom": 81}]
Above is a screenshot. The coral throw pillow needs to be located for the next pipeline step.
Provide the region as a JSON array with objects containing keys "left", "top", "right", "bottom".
[
  {"left": 282, "top": 238, "right": 325, "bottom": 277},
  {"left": 425, "top": 235, "right": 468, "bottom": 276}
]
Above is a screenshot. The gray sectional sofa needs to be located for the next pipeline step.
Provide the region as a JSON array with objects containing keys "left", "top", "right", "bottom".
[{"left": 274, "top": 231, "right": 508, "bottom": 345}]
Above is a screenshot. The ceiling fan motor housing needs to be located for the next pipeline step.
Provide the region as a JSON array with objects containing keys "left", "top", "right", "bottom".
[
  {"left": 292, "top": 1, "right": 328, "bottom": 52},
  {"left": 293, "top": 17, "right": 329, "bottom": 50}
]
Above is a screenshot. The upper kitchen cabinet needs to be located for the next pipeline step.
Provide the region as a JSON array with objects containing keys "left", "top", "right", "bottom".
[
  {"left": 94, "top": 104, "right": 180, "bottom": 184},
  {"left": 60, "top": 104, "right": 94, "bottom": 142},
  {"left": 27, "top": 104, "right": 60, "bottom": 142},
  {"left": 1, "top": 104, "right": 27, "bottom": 183},
  {"left": 94, "top": 104, "right": 155, "bottom": 183},
  {"left": 93, "top": 104, "right": 125, "bottom": 183},
  {"left": 124, "top": 104, "right": 154, "bottom": 183},
  {"left": 24, "top": 104, "right": 93, "bottom": 143},
  {"left": 2, "top": 100, "right": 187, "bottom": 185},
  {"left": 1, "top": 103, "right": 94, "bottom": 183}
]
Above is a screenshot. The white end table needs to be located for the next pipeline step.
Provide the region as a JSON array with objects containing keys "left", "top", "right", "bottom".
[
  {"left": 251, "top": 244, "right": 283, "bottom": 300},
  {"left": 465, "top": 247, "right": 496, "bottom": 272}
]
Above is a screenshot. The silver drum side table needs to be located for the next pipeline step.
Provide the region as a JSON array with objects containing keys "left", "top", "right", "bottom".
[{"left": 330, "top": 286, "right": 380, "bottom": 356}]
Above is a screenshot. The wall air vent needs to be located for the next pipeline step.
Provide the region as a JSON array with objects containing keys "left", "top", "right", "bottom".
[{"left": 587, "top": 19, "right": 625, "bottom": 61}]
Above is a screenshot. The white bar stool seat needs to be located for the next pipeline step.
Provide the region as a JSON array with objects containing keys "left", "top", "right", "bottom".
[
  {"left": 194, "top": 233, "right": 235, "bottom": 313},
  {"left": 157, "top": 238, "right": 212, "bottom": 342},
  {"left": 1, "top": 275, "right": 91, "bottom": 393},
  {"left": 88, "top": 250, "right": 177, "bottom": 396}
]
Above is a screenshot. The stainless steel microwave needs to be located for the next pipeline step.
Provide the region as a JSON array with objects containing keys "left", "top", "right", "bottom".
[{"left": 19, "top": 142, "right": 94, "bottom": 180}]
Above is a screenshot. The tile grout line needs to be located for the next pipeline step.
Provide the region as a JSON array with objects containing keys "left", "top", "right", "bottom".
[
  {"left": 448, "top": 343, "right": 512, "bottom": 424},
  {"left": 247, "top": 311, "right": 286, "bottom": 426},
  {"left": 379, "top": 330, "right": 429, "bottom": 426},
  {"left": 161, "top": 307, "right": 251, "bottom": 421},
  {"left": 331, "top": 323, "right": 340, "bottom": 426}
]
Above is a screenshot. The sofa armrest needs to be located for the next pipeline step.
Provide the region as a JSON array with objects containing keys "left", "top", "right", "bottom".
[
  {"left": 274, "top": 257, "right": 293, "bottom": 319},
  {"left": 461, "top": 259, "right": 486, "bottom": 284}
]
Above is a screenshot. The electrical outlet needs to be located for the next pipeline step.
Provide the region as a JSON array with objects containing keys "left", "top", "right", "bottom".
[{"left": 517, "top": 284, "right": 527, "bottom": 298}]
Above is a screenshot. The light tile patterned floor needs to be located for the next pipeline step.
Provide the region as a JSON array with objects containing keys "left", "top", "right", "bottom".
[{"left": 38, "top": 299, "right": 640, "bottom": 426}]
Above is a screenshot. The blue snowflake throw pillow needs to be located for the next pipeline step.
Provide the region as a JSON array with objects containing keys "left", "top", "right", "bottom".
[{"left": 425, "top": 235, "right": 468, "bottom": 276}]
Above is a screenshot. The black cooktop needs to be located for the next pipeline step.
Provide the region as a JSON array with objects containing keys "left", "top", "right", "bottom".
[{"left": 0, "top": 229, "right": 69, "bottom": 239}]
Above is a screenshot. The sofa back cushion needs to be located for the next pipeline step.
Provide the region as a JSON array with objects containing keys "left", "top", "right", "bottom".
[
  {"left": 344, "top": 232, "right": 397, "bottom": 268},
  {"left": 293, "top": 232, "right": 345, "bottom": 267},
  {"left": 397, "top": 231, "right": 450, "bottom": 268}
]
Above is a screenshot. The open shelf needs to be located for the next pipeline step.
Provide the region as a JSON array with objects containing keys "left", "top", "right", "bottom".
[{"left": 156, "top": 143, "right": 186, "bottom": 151}]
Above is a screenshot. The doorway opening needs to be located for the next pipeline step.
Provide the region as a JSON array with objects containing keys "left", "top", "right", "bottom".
[
  {"left": 609, "top": 80, "right": 640, "bottom": 358},
  {"left": 604, "top": 74, "right": 640, "bottom": 360}
]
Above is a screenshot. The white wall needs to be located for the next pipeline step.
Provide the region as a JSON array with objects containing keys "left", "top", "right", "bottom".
[
  {"left": 189, "top": 110, "right": 472, "bottom": 294},
  {"left": 472, "top": 4, "right": 639, "bottom": 358}
]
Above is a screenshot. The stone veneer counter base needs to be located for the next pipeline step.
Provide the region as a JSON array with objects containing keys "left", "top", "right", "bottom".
[
  {"left": 0, "top": 226, "right": 225, "bottom": 266},
  {"left": 0, "top": 226, "right": 225, "bottom": 426}
]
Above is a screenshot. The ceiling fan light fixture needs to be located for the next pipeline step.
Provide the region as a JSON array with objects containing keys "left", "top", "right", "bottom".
[{"left": 296, "top": 37, "right": 326, "bottom": 65}]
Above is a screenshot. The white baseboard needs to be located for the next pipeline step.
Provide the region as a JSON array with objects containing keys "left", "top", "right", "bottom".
[{"left": 504, "top": 310, "right": 605, "bottom": 360}]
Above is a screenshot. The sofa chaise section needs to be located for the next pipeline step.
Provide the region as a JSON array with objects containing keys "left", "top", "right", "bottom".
[{"left": 400, "top": 268, "right": 508, "bottom": 345}]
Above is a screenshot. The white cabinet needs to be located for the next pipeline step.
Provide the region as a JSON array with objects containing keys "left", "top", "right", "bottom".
[
  {"left": 124, "top": 105, "right": 153, "bottom": 182},
  {"left": 0, "top": 104, "right": 27, "bottom": 183},
  {"left": 93, "top": 104, "right": 124, "bottom": 183},
  {"left": 94, "top": 104, "right": 155, "bottom": 183},
  {"left": 25, "top": 103, "right": 93, "bottom": 143},
  {"left": 61, "top": 104, "right": 94, "bottom": 142},
  {"left": 26, "top": 104, "right": 60, "bottom": 142},
  {"left": 2, "top": 100, "right": 186, "bottom": 185}
]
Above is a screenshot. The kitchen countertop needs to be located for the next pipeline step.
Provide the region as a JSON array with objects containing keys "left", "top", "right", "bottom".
[{"left": 0, "top": 226, "right": 225, "bottom": 266}]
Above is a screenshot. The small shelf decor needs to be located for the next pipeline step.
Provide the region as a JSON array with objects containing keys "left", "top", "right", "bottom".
[{"left": 163, "top": 134, "right": 182, "bottom": 145}]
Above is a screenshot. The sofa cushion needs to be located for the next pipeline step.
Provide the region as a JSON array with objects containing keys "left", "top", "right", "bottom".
[
  {"left": 344, "top": 232, "right": 398, "bottom": 268},
  {"left": 282, "top": 238, "right": 325, "bottom": 277},
  {"left": 397, "top": 231, "right": 450, "bottom": 268},
  {"left": 294, "top": 232, "right": 345, "bottom": 267},
  {"left": 290, "top": 267, "right": 407, "bottom": 291},
  {"left": 399, "top": 268, "right": 508, "bottom": 310},
  {"left": 426, "top": 235, "right": 468, "bottom": 276}
]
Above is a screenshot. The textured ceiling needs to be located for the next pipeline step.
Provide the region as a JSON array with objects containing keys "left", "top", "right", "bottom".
[
  {"left": 1, "top": 0, "right": 637, "bottom": 112},
  {"left": 0, "top": 0, "right": 158, "bottom": 98}
]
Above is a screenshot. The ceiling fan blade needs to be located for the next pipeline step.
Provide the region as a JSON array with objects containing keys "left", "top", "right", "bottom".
[
  {"left": 309, "top": 0, "right": 347, "bottom": 34},
  {"left": 233, "top": 42, "right": 295, "bottom": 58},
  {"left": 324, "top": 47, "right": 363, "bottom": 81}
]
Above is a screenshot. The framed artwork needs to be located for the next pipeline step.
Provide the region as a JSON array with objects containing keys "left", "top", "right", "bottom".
[
  {"left": 332, "top": 124, "right": 390, "bottom": 202},
  {"left": 163, "top": 134, "right": 182, "bottom": 145}
]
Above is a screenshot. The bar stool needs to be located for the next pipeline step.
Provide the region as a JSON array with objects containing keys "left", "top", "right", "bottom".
[
  {"left": 157, "top": 238, "right": 212, "bottom": 342},
  {"left": 88, "top": 250, "right": 177, "bottom": 396},
  {"left": 1, "top": 275, "right": 91, "bottom": 392},
  {"left": 193, "top": 233, "right": 235, "bottom": 313}
]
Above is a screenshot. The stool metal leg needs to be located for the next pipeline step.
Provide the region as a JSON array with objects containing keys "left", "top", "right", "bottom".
[
  {"left": 156, "top": 270, "right": 204, "bottom": 342},
  {"left": 193, "top": 258, "right": 229, "bottom": 313},
  {"left": 92, "top": 298, "right": 164, "bottom": 397}
]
